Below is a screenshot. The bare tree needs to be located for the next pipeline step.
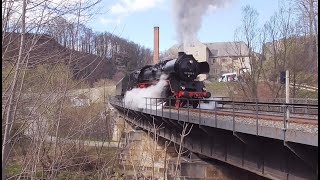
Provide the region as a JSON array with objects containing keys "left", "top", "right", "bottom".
[
  {"left": 173, "top": 122, "right": 193, "bottom": 180},
  {"left": 232, "top": 5, "right": 265, "bottom": 99},
  {"left": 260, "top": 6, "right": 296, "bottom": 98},
  {"left": 2, "top": 1, "right": 27, "bottom": 179},
  {"left": 292, "top": 0, "right": 318, "bottom": 72},
  {"left": 2, "top": 0, "right": 154, "bottom": 178},
  {"left": 261, "top": 3, "right": 317, "bottom": 99},
  {"left": 1, "top": 0, "right": 117, "bottom": 179}
]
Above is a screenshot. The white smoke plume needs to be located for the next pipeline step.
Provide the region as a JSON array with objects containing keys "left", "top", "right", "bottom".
[
  {"left": 197, "top": 97, "right": 226, "bottom": 109},
  {"left": 172, "top": 0, "right": 231, "bottom": 50},
  {"left": 198, "top": 97, "right": 216, "bottom": 110},
  {"left": 124, "top": 74, "right": 168, "bottom": 110}
]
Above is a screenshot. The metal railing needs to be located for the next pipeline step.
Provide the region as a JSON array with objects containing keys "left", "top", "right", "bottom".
[
  {"left": 110, "top": 96, "right": 318, "bottom": 117},
  {"left": 109, "top": 96, "right": 318, "bottom": 145},
  {"left": 110, "top": 96, "right": 318, "bottom": 134}
]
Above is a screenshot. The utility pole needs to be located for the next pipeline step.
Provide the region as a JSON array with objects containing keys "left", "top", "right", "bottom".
[
  {"left": 285, "top": 70, "right": 289, "bottom": 128},
  {"left": 280, "top": 70, "right": 290, "bottom": 129}
]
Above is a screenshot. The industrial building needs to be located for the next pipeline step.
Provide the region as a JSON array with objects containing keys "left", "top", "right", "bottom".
[{"left": 164, "top": 41, "right": 252, "bottom": 81}]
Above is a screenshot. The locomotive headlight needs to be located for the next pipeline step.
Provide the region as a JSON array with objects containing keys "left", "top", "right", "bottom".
[
  {"left": 181, "top": 86, "right": 186, "bottom": 90},
  {"left": 202, "top": 87, "right": 207, "bottom": 91},
  {"left": 189, "top": 60, "right": 193, "bottom": 64}
]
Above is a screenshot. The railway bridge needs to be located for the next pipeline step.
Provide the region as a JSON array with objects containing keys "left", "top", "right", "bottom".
[{"left": 110, "top": 97, "right": 318, "bottom": 180}]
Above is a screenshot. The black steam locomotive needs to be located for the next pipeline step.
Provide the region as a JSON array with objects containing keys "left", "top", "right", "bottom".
[{"left": 115, "top": 52, "right": 211, "bottom": 108}]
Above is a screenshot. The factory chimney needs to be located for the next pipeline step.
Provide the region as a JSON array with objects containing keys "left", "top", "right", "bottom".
[{"left": 153, "top": 26, "right": 159, "bottom": 64}]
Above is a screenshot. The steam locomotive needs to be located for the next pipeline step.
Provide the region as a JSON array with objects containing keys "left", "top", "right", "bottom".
[{"left": 115, "top": 52, "right": 211, "bottom": 108}]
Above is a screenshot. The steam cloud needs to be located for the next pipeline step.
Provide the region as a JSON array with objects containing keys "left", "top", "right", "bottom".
[
  {"left": 172, "top": 0, "right": 231, "bottom": 50},
  {"left": 198, "top": 97, "right": 216, "bottom": 110},
  {"left": 124, "top": 74, "right": 168, "bottom": 110}
]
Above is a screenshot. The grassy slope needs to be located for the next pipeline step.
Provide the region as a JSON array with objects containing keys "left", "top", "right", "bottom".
[
  {"left": 204, "top": 81, "right": 237, "bottom": 97},
  {"left": 204, "top": 81, "right": 318, "bottom": 99}
]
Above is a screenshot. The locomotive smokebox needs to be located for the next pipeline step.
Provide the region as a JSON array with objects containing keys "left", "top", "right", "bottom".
[{"left": 198, "top": 62, "right": 210, "bottom": 74}]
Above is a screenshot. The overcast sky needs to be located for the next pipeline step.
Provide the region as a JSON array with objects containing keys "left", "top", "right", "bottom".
[{"left": 87, "top": 0, "right": 283, "bottom": 52}]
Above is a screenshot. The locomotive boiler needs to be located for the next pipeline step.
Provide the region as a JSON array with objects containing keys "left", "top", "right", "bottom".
[{"left": 115, "top": 52, "right": 211, "bottom": 108}]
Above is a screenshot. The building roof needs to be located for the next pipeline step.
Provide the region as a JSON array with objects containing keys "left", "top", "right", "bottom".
[
  {"left": 165, "top": 41, "right": 251, "bottom": 58},
  {"left": 205, "top": 41, "right": 250, "bottom": 57}
]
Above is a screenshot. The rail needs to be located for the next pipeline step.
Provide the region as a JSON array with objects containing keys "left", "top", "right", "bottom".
[
  {"left": 210, "top": 97, "right": 318, "bottom": 105},
  {"left": 214, "top": 100, "right": 318, "bottom": 116}
]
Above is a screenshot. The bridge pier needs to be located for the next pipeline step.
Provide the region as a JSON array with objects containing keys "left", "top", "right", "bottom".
[{"left": 119, "top": 122, "right": 269, "bottom": 180}]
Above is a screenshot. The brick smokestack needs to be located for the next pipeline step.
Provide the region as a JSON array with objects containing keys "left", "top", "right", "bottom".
[{"left": 153, "top": 26, "right": 159, "bottom": 64}]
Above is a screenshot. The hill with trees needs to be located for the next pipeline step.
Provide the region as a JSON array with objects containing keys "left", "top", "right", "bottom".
[{"left": 2, "top": 0, "right": 154, "bottom": 178}]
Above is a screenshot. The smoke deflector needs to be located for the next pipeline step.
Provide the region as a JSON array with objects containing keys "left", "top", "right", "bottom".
[{"left": 198, "top": 62, "right": 210, "bottom": 74}]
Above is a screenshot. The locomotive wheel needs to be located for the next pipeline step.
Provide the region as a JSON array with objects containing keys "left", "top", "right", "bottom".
[{"left": 192, "top": 101, "right": 199, "bottom": 108}]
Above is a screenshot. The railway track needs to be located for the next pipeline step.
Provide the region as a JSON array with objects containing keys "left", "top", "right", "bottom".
[
  {"left": 213, "top": 100, "right": 318, "bottom": 116},
  {"left": 112, "top": 97, "right": 318, "bottom": 125},
  {"left": 145, "top": 100, "right": 318, "bottom": 125},
  {"left": 162, "top": 107, "right": 318, "bottom": 125}
]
